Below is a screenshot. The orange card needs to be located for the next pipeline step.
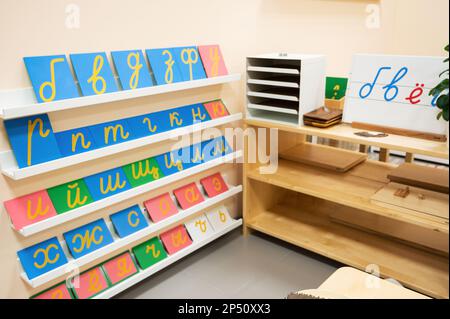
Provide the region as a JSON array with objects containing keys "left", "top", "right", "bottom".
[
  {"left": 203, "top": 100, "right": 229, "bottom": 119},
  {"left": 173, "top": 183, "right": 204, "bottom": 210},
  {"left": 71, "top": 267, "right": 109, "bottom": 299},
  {"left": 33, "top": 283, "right": 72, "bottom": 299},
  {"left": 160, "top": 225, "right": 192, "bottom": 255},
  {"left": 4, "top": 190, "right": 57, "bottom": 230},
  {"left": 200, "top": 173, "right": 229, "bottom": 197},
  {"left": 102, "top": 252, "right": 138, "bottom": 285},
  {"left": 144, "top": 193, "right": 179, "bottom": 222}
]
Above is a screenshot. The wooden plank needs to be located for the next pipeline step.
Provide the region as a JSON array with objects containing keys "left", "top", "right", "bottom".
[
  {"left": 371, "top": 182, "right": 449, "bottom": 220},
  {"left": 246, "top": 159, "right": 448, "bottom": 233},
  {"left": 352, "top": 122, "right": 447, "bottom": 142},
  {"left": 245, "top": 120, "right": 449, "bottom": 160},
  {"left": 280, "top": 143, "right": 367, "bottom": 172},
  {"left": 387, "top": 163, "right": 449, "bottom": 194},
  {"left": 379, "top": 148, "right": 390, "bottom": 162},
  {"left": 246, "top": 205, "right": 449, "bottom": 298}
]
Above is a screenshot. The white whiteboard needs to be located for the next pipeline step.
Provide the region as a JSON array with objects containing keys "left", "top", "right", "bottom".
[{"left": 343, "top": 54, "right": 448, "bottom": 135}]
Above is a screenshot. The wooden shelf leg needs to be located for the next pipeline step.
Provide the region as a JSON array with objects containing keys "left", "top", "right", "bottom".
[
  {"left": 379, "top": 148, "right": 390, "bottom": 162},
  {"left": 243, "top": 224, "right": 253, "bottom": 237},
  {"left": 405, "top": 152, "right": 414, "bottom": 163},
  {"left": 359, "top": 145, "right": 369, "bottom": 153}
]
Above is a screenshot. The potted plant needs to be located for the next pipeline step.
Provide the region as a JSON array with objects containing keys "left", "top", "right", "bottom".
[{"left": 429, "top": 44, "right": 449, "bottom": 147}]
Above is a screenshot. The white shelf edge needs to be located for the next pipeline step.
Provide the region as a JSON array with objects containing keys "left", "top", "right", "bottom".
[
  {"left": 94, "top": 219, "right": 243, "bottom": 299},
  {"left": 247, "top": 79, "right": 299, "bottom": 88},
  {"left": 247, "top": 66, "right": 299, "bottom": 75},
  {"left": 20, "top": 186, "right": 242, "bottom": 288},
  {"left": 17, "top": 150, "right": 243, "bottom": 237},
  {"left": 247, "top": 103, "right": 298, "bottom": 115},
  {"left": 0, "top": 74, "right": 241, "bottom": 120},
  {"left": 0, "top": 113, "right": 243, "bottom": 180},
  {"left": 247, "top": 91, "right": 299, "bottom": 102}
]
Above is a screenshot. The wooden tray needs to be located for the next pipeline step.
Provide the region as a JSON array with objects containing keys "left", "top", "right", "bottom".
[
  {"left": 371, "top": 182, "right": 449, "bottom": 219},
  {"left": 387, "top": 163, "right": 449, "bottom": 194},
  {"left": 303, "top": 107, "right": 342, "bottom": 122},
  {"left": 280, "top": 143, "right": 367, "bottom": 172}
]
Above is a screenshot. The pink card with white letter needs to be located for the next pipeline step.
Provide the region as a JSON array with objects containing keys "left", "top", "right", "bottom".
[
  {"left": 102, "top": 252, "right": 138, "bottom": 285},
  {"left": 198, "top": 45, "right": 228, "bottom": 78},
  {"left": 160, "top": 225, "right": 192, "bottom": 255},
  {"left": 33, "top": 283, "right": 72, "bottom": 299},
  {"left": 144, "top": 193, "right": 178, "bottom": 223},
  {"left": 173, "top": 183, "right": 204, "bottom": 210},
  {"left": 4, "top": 190, "right": 57, "bottom": 230},
  {"left": 71, "top": 267, "right": 109, "bottom": 299}
]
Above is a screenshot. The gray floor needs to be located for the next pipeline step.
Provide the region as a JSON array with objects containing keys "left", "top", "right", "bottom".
[{"left": 117, "top": 229, "right": 340, "bottom": 299}]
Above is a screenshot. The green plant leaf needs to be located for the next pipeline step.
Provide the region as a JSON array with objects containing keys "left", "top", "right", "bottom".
[
  {"left": 443, "top": 107, "right": 449, "bottom": 122},
  {"left": 445, "top": 44, "right": 449, "bottom": 52},
  {"left": 437, "top": 111, "right": 443, "bottom": 120},
  {"left": 436, "top": 94, "right": 449, "bottom": 110},
  {"left": 440, "top": 69, "right": 449, "bottom": 77}
]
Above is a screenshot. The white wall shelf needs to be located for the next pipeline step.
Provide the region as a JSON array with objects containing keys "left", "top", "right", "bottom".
[
  {"left": 94, "top": 219, "right": 242, "bottom": 299},
  {"left": 13, "top": 151, "right": 242, "bottom": 237},
  {"left": 0, "top": 74, "right": 241, "bottom": 120},
  {"left": 247, "top": 91, "right": 299, "bottom": 102},
  {"left": 19, "top": 186, "right": 242, "bottom": 288},
  {"left": 247, "top": 79, "right": 299, "bottom": 88},
  {"left": 0, "top": 113, "right": 242, "bottom": 180}
]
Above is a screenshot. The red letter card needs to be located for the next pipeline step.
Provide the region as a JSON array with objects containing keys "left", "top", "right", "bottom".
[
  {"left": 33, "top": 282, "right": 72, "bottom": 299},
  {"left": 200, "top": 173, "right": 229, "bottom": 198},
  {"left": 198, "top": 45, "right": 228, "bottom": 77},
  {"left": 160, "top": 225, "right": 192, "bottom": 255},
  {"left": 102, "top": 252, "right": 138, "bottom": 285},
  {"left": 173, "top": 183, "right": 204, "bottom": 210},
  {"left": 203, "top": 100, "right": 229, "bottom": 119},
  {"left": 71, "top": 267, "right": 109, "bottom": 299},
  {"left": 4, "top": 190, "right": 57, "bottom": 230},
  {"left": 144, "top": 193, "right": 178, "bottom": 223}
]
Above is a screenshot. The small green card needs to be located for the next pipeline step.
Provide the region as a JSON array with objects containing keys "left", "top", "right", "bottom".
[
  {"left": 47, "top": 179, "right": 94, "bottom": 214},
  {"left": 325, "top": 77, "right": 348, "bottom": 100},
  {"left": 132, "top": 237, "right": 167, "bottom": 269},
  {"left": 122, "top": 157, "right": 164, "bottom": 188}
]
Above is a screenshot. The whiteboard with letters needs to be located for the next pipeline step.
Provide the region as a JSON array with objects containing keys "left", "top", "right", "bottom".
[{"left": 343, "top": 54, "right": 448, "bottom": 135}]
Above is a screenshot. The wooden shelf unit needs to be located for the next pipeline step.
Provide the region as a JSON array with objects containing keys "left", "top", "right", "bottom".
[{"left": 243, "top": 120, "right": 449, "bottom": 299}]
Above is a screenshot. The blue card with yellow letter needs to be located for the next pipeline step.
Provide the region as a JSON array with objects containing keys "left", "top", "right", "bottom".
[
  {"left": 154, "top": 150, "right": 185, "bottom": 177},
  {"left": 17, "top": 237, "right": 68, "bottom": 279},
  {"left": 84, "top": 167, "right": 131, "bottom": 201},
  {"left": 70, "top": 52, "right": 118, "bottom": 96},
  {"left": 23, "top": 55, "right": 79, "bottom": 103},
  {"left": 63, "top": 219, "right": 114, "bottom": 259},
  {"left": 126, "top": 109, "right": 170, "bottom": 138},
  {"left": 111, "top": 50, "right": 153, "bottom": 90},
  {"left": 173, "top": 46, "right": 206, "bottom": 81},
  {"left": 4, "top": 114, "right": 62, "bottom": 168},
  {"left": 55, "top": 126, "right": 98, "bottom": 157},
  {"left": 110, "top": 205, "right": 148, "bottom": 238},
  {"left": 88, "top": 119, "right": 134, "bottom": 147},
  {"left": 146, "top": 48, "right": 183, "bottom": 85}
]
